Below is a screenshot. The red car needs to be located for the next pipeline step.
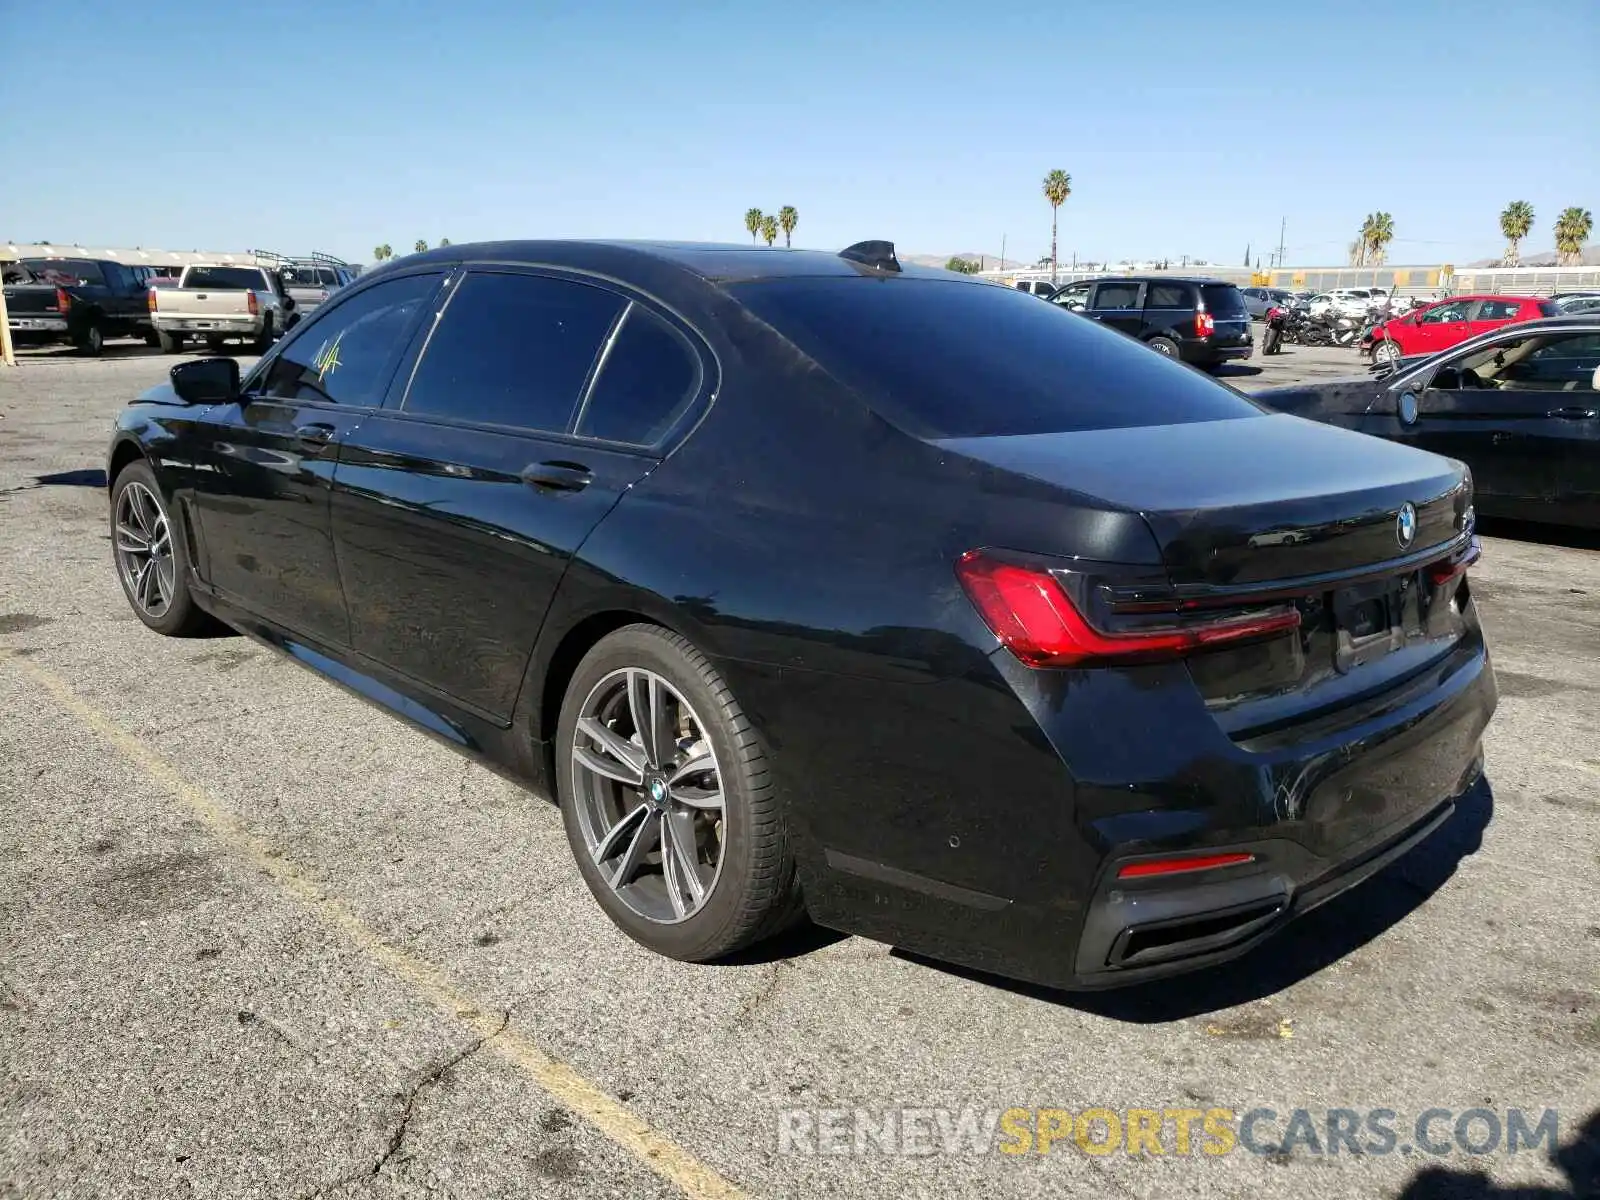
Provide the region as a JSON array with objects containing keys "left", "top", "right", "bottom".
[{"left": 1369, "top": 294, "right": 1558, "bottom": 366}]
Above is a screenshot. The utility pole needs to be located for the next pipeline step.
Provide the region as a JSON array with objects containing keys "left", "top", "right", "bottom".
[
  {"left": 1276, "top": 217, "right": 1286, "bottom": 273},
  {"left": 0, "top": 276, "right": 14, "bottom": 367},
  {"left": 1000, "top": 234, "right": 1006, "bottom": 271}
]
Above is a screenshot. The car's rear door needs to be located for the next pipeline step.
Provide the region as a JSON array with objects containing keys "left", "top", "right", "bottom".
[
  {"left": 186, "top": 269, "right": 447, "bottom": 647},
  {"left": 329, "top": 267, "right": 710, "bottom": 723},
  {"left": 1085, "top": 280, "right": 1145, "bottom": 336},
  {"left": 1466, "top": 298, "right": 1521, "bottom": 338}
]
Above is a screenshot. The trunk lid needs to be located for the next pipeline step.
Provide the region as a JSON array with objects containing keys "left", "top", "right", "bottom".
[{"left": 937, "top": 413, "right": 1469, "bottom": 587}]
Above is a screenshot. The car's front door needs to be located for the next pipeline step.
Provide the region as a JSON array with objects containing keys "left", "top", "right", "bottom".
[
  {"left": 1085, "top": 280, "right": 1146, "bottom": 336},
  {"left": 187, "top": 269, "right": 446, "bottom": 646},
  {"left": 1395, "top": 329, "right": 1600, "bottom": 517},
  {"left": 330, "top": 268, "right": 710, "bottom": 722},
  {"left": 1408, "top": 299, "right": 1474, "bottom": 354}
]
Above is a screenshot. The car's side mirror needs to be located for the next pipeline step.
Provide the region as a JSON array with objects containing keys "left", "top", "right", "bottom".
[{"left": 170, "top": 356, "right": 240, "bottom": 405}]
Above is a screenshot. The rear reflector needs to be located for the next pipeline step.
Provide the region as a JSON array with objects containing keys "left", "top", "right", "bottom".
[
  {"left": 955, "top": 550, "right": 1300, "bottom": 668},
  {"left": 1427, "top": 537, "right": 1481, "bottom": 587},
  {"left": 1117, "top": 852, "right": 1256, "bottom": 880}
]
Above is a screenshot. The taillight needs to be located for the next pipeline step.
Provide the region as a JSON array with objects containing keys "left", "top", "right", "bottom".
[
  {"left": 246, "top": 289, "right": 259, "bottom": 316},
  {"left": 1118, "top": 852, "right": 1256, "bottom": 880},
  {"left": 1195, "top": 310, "right": 1215, "bottom": 337},
  {"left": 955, "top": 550, "right": 1300, "bottom": 668},
  {"left": 146, "top": 288, "right": 157, "bottom": 312},
  {"left": 55, "top": 287, "right": 72, "bottom": 314}
]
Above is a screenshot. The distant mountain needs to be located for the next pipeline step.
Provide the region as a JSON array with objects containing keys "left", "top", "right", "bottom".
[{"left": 1464, "top": 243, "right": 1597, "bottom": 268}]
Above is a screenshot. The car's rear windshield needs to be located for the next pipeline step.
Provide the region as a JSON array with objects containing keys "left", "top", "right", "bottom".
[
  {"left": 731, "top": 277, "right": 1261, "bottom": 439},
  {"left": 1201, "top": 284, "right": 1248, "bottom": 317},
  {"left": 185, "top": 267, "right": 263, "bottom": 290},
  {"left": 19, "top": 258, "right": 104, "bottom": 285}
]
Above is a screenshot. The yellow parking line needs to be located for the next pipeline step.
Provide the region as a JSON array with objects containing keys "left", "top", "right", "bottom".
[{"left": 8, "top": 653, "right": 750, "bottom": 1200}]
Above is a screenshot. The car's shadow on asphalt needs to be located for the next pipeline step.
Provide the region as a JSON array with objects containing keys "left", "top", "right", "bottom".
[
  {"left": 1394, "top": 1108, "right": 1598, "bottom": 1199},
  {"left": 894, "top": 777, "right": 1495, "bottom": 1021},
  {"left": 19, "top": 342, "right": 164, "bottom": 361},
  {"left": 1210, "top": 363, "right": 1264, "bottom": 378}
]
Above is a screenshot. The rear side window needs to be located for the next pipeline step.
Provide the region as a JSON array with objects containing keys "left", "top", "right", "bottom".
[
  {"left": 404, "top": 272, "right": 623, "bottom": 432},
  {"left": 260, "top": 273, "right": 441, "bottom": 406},
  {"left": 1476, "top": 300, "right": 1521, "bottom": 320},
  {"left": 1091, "top": 282, "right": 1141, "bottom": 309},
  {"left": 576, "top": 305, "right": 702, "bottom": 445},
  {"left": 1200, "top": 285, "right": 1248, "bottom": 317},
  {"left": 731, "top": 277, "right": 1261, "bottom": 439},
  {"left": 1146, "top": 284, "right": 1191, "bottom": 309}
]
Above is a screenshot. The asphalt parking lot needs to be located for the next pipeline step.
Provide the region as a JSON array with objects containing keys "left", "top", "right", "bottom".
[{"left": 1, "top": 339, "right": 1597, "bottom": 1200}]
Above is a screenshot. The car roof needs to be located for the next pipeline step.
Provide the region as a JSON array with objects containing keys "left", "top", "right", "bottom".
[
  {"left": 372, "top": 239, "right": 971, "bottom": 286},
  {"left": 1082, "top": 275, "right": 1234, "bottom": 286}
]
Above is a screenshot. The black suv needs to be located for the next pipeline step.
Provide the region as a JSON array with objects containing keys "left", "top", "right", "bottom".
[{"left": 1050, "top": 276, "right": 1252, "bottom": 369}]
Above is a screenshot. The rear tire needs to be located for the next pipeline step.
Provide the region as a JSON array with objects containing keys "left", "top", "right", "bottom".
[
  {"left": 204, "top": 334, "right": 226, "bottom": 353},
  {"left": 1375, "top": 338, "right": 1402, "bottom": 368},
  {"left": 1147, "top": 336, "right": 1179, "bottom": 358},
  {"left": 143, "top": 329, "right": 159, "bottom": 347},
  {"left": 110, "top": 460, "right": 211, "bottom": 637},
  {"left": 251, "top": 317, "right": 274, "bottom": 355},
  {"left": 158, "top": 330, "right": 185, "bottom": 354},
  {"left": 556, "top": 624, "right": 804, "bottom": 962},
  {"left": 74, "top": 319, "right": 105, "bottom": 357}
]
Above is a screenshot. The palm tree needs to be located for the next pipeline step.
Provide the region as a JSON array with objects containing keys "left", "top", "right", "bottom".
[
  {"left": 778, "top": 205, "right": 798, "bottom": 248},
  {"left": 439, "top": 237, "right": 452, "bottom": 247},
  {"left": 1499, "top": 201, "right": 1534, "bottom": 266},
  {"left": 414, "top": 239, "right": 428, "bottom": 254},
  {"left": 1042, "top": 170, "right": 1072, "bottom": 283},
  {"left": 744, "top": 208, "right": 764, "bottom": 244},
  {"left": 759, "top": 214, "right": 778, "bottom": 246},
  {"left": 373, "top": 245, "right": 387, "bottom": 262},
  {"left": 1366, "top": 212, "right": 1394, "bottom": 266},
  {"left": 1554, "top": 206, "right": 1594, "bottom": 266}
]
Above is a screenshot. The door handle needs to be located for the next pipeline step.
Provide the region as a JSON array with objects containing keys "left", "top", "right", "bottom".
[
  {"left": 521, "top": 461, "right": 592, "bottom": 492},
  {"left": 1547, "top": 406, "right": 1597, "bottom": 420},
  {"left": 295, "top": 422, "right": 336, "bottom": 452}
]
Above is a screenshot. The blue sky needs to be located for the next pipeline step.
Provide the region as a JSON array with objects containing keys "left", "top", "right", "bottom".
[{"left": 2, "top": 1, "right": 1595, "bottom": 266}]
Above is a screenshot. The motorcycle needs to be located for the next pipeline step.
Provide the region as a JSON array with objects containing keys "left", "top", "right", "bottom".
[
  {"left": 1262, "top": 305, "right": 1289, "bottom": 355},
  {"left": 1330, "top": 312, "right": 1363, "bottom": 347}
]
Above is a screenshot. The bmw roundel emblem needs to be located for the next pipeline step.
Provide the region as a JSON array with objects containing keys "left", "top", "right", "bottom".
[{"left": 1396, "top": 502, "right": 1417, "bottom": 548}]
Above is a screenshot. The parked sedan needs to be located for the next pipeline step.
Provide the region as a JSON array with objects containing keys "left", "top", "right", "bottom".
[
  {"left": 105, "top": 239, "right": 1494, "bottom": 991},
  {"left": 1258, "top": 316, "right": 1599, "bottom": 528},
  {"left": 1368, "top": 294, "right": 1558, "bottom": 367}
]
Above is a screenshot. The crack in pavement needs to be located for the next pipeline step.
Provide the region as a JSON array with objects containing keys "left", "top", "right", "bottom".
[
  {"left": 733, "top": 960, "right": 789, "bottom": 1028},
  {"left": 294, "top": 1009, "right": 510, "bottom": 1200},
  {"left": 372, "top": 1009, "right": 512, "bottom": 1178}
]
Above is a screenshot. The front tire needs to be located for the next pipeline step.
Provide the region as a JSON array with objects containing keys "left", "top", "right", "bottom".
[
  {"left": 110, "top": 460, "right": 210, "bottom": 636},
  {"left": 556, "top": 624, "right": 802, "bottom": 962}
]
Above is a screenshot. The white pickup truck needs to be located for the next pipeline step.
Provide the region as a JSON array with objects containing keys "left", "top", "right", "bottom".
[{"left": 148, "top": 264, "right": 295, "bottom": 354}]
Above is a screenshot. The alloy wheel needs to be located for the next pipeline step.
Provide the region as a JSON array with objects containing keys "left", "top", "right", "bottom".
[
  {"left": 114, "top": 480, "right": 177, "bottom": 618},
  {"left": 570, "top": 667, "right": 727, "bottom": 924},
  {"left": 1377, "top": 340, "right": 1401, "bottom": 367}
]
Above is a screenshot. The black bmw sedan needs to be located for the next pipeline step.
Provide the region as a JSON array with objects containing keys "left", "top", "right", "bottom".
[
  {"left": 1257, "top": 315, "right": 1600, "bottom": 530},
  {"left": 106, "top": 239, "right": 1495, "bottom": 990}
]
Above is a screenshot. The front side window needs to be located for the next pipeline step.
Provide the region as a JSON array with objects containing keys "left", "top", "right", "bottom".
[
  {"left": 258, "top": 272, "right": 441, "bottom": 406},
  {"left": 1437, "top": 331, "right": 1600, "bottom": 390},
  {"left": 403, "top": 272, "right": 624, "bottom": 432},
  {"left": 1419, "top": 301, "right": 1471, "bottom": 324}
]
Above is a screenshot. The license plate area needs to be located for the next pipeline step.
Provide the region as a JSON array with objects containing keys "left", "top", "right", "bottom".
[{"left": 1331, "top": 575, "right": 1419, "bottom": 673}]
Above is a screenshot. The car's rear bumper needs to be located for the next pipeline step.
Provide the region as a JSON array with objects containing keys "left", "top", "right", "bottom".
[
  {"left": 785, "top": 623, "right": 1496, "bottom": 992},
  {"left": 1186, "top": 338, "right": 1253, "bottom": 365},
  {"left": 152, "top": 316, "right": 262, "bottom": 334},
  {"left": 8, "top": 316, "right": 69, "bottom": 334}
]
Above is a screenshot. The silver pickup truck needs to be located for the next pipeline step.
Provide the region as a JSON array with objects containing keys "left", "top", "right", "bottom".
[{"left": 148, "top": 264, "right": 295, "bottom": 353}]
